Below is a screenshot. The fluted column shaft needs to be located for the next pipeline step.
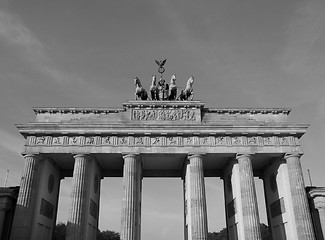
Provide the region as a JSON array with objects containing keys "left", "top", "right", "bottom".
[
  {"left": 236, "top": 154, "right": 262, "bottom": 240},
  {"left": 10, "top": 154, "right": 40, "bottom": 240},
  {"left": 188, "top": 154, "right": 208, "bottom": 240},
  {"left": 317, "top": 206, "right": 325, "bottom": 239},
  {"left": 121, "top": 154, "right": 142, "bottom": 240},
  {"left": 66, "top": 154, "right": 92, "bottom": 240},
  {"left": 285, "top": 153, "right": 316, "bottom": 240}
]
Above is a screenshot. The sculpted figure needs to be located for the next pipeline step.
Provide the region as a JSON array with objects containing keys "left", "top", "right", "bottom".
[
  {"left": 168, "top": 74, "right": 177, "bottom": 100},
  {"left": 178, "top": 76, "right": 194, "bottom": 100},
  {"left": 134, "top": 77, "right": 148, "bottom": 100},
  {"left": 158, "top": 78, "right": 169, "bottom": 100},
  {"left": 150, "top": 75, "right": 159, "bottom": 100}
]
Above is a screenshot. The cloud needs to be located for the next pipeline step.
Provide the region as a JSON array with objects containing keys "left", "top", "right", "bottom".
[
  {"left": 0, "top": 9, "right": 67, "bottom": 85},
  {"left": 0, "top": 10, "right": 43, "bottom": 52},
  {"left": 281, "top": 0, "right": 325, "bottom": 73},
  {"left": 0, "top": 8, "right": 115, "bottom": 106}
]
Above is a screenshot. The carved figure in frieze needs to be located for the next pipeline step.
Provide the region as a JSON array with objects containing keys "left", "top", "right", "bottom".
[
  {"left": 150, "top": 75, "right": 159, "bottom": 100},
  {"left": 158, "top": 78, "right": 169, "bottom": 100},
  {"left": 134, "top": 77, "right": 148, "bottom": 100},
  {"left": 178, "top": 76, "right": 194, "bottom": 101},
  {"left": 52, "top": 137, "right": 62, "bottom": 145},
  {"left": 36, "top": 136, "right": 46, "bottom": 145},
  {"left": 168, "top": 74, "right": 177, "bottom": 100}
]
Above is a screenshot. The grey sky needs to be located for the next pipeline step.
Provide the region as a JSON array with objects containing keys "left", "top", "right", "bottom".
[{"left": 1, "top": 0, "right": 325, "bottom": 239}]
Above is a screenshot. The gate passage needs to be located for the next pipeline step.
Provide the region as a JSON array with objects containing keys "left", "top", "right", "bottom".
[{"left": 10, "top": 100, "right": 315, "bottom": 240}]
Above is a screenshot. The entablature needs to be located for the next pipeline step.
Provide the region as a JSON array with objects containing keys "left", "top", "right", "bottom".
[
  {"left": 31, "top": 101, "right": 294, "bottom": 124},
  {"left": 16, "top": 123, "right": 308, "bottom": 137}
]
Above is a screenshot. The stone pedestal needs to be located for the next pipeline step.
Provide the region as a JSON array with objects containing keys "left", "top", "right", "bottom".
[
  {"left": 10, "top": 154, "right": 41, "bottom": 240},
  {"left": 183, "top": 154, "right": 208, "bottom": 240},
  {"left": 66, "top": 154, "right": 101, "bottom": 240},
  {"left": 285, "top": 153, "right": 315, "bottom": 240},
  {"left": 120, "top": 154, "right": 142, "bottom": 240}
]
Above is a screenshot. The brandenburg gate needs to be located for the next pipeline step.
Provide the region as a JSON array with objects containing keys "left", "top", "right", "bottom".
[{"left": 9, "top": 69, "right": 316, "bottom": 239}]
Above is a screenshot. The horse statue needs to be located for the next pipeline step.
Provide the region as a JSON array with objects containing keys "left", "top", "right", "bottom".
[
  {"left": 168, "top": 74, "right": 177, "bottom": 100},
  {"left": 134, "top": 77, "right": 148, "bottom": 100},
  {"left": 150, "top": 75, "right": 159, "bottom": 100},
  {"left": 178, "top": 76, "right": 194, "bottom": 100}
]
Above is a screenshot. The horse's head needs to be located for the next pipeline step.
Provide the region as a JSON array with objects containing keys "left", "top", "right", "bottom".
[
  {"left": 187, "top": 76, "right": 194, "bottom": 87},
  {"left": 151, "top": 75, "right": 156, "bottom": 86},
  {"left": 170, "top": 74, "right": 176, "bottom": 85},
  {"left": 134, "top": 77, "right": 141, "bottom": 87}
]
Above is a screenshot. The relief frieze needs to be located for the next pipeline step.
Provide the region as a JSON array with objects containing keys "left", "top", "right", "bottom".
[
  {"left": 52, "top": 137, "right": 63, "bottom": 145},
  {"left": 232, "top": 137, "right": 242, "bottom": 145},
  {"left": 216, "top": 137, "right": 226, "bottom": 145},
  {"left": 247, "top": 137, "right": 258, "bottom": 145},
  {"left": 151, "top": 137, "right": 161, "bottom": 146},
  {"left": 85, "top": 137, "right": 96, "bottom": 145},
  {"left": 135, "top": 137, "right": 144, "bottom": 145},
  {"left": 36, "top": 136, "right": 47, "bottom": 145},
  {"left": 279, "top": 136, "right": 290, "bottom": 145},
  {"left": 167, "top": 137, "right": 177, "bottom": 145},
  {"left": 28, "top": 135, "right": 299, "bottom": 148},
  {"left": 69, "top": 136, "right": 81, "bottom": 145},
  {"left": 119, "top": 136, "right": 128, "bottom": 145},
  {"left": 263, "top": 136, "right": 274, "bottom": 145},
  {"left": 131, "top": 109, "right": 196, "bottom": 121}
]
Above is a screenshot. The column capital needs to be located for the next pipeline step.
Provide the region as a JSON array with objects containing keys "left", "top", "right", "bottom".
[
  {"left": 188, "top": 153, "right": 205, "bottom": 160},
  {"left": 122, "top": 153, "right": 140, "bottom": 160},
  {"left": 313, "top": 196, "right": 325, "bottom": 209},
  {"left": 73, "top": 153, "right": 89, "bottom": 159},
  {"left": 236, "top": 153, "right": 254, "bottom": 160},
  {"left": 73, "top": 154, "right": 96, "bottom": 162},
  {"left": 284, "top": 152, "right": 303, "bottom": 159},
  {"left": 23, "top": 153, "right": 42, "bottom": 160}
]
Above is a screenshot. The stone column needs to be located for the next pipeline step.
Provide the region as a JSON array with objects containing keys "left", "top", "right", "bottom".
[
  {"left": 307, "top": 187, "right": 325, "bottom": 240},
  {"left": 0, "top": 209, "right": 5, "bottom": 238},
  {"left": 10, "top": 154, "right": 41, "bottom": 240},
  {"left": 121, "top": 154, "right": 142, "bottom": 240},
  {"left": 0, "top": 198, "right": 10, "bottom": 238},
  {"left": 285, "top": 153, "right": 316, "bottom": 240},
  {"left": 184, "top": 154, "right": 208, "bottom": 240},
  {"left": 66, "top": 154, "right": 92, "bottom": 240},
  {"left": 236, "top": 153, "right": 262, "bottom": 240},
  {"left": 314, "top": 198, "right": 325, "bottom": 240}
]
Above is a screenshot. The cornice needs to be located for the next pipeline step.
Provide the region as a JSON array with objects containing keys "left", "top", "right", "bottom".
[
  {"left": 123, "top": 100, "right": 204, "bottom": 109},
  {"left": 32, "top": 106, "right": 291, "bottom": 115},
  {"left": 16, "top": 123, "right": 308, "bottom": 137},
  {"left": 33, "top": 107, "right": 125, "bottom": 115},
  {"left": 205, "top": 108, "right": 291, "bottom": 115}
]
